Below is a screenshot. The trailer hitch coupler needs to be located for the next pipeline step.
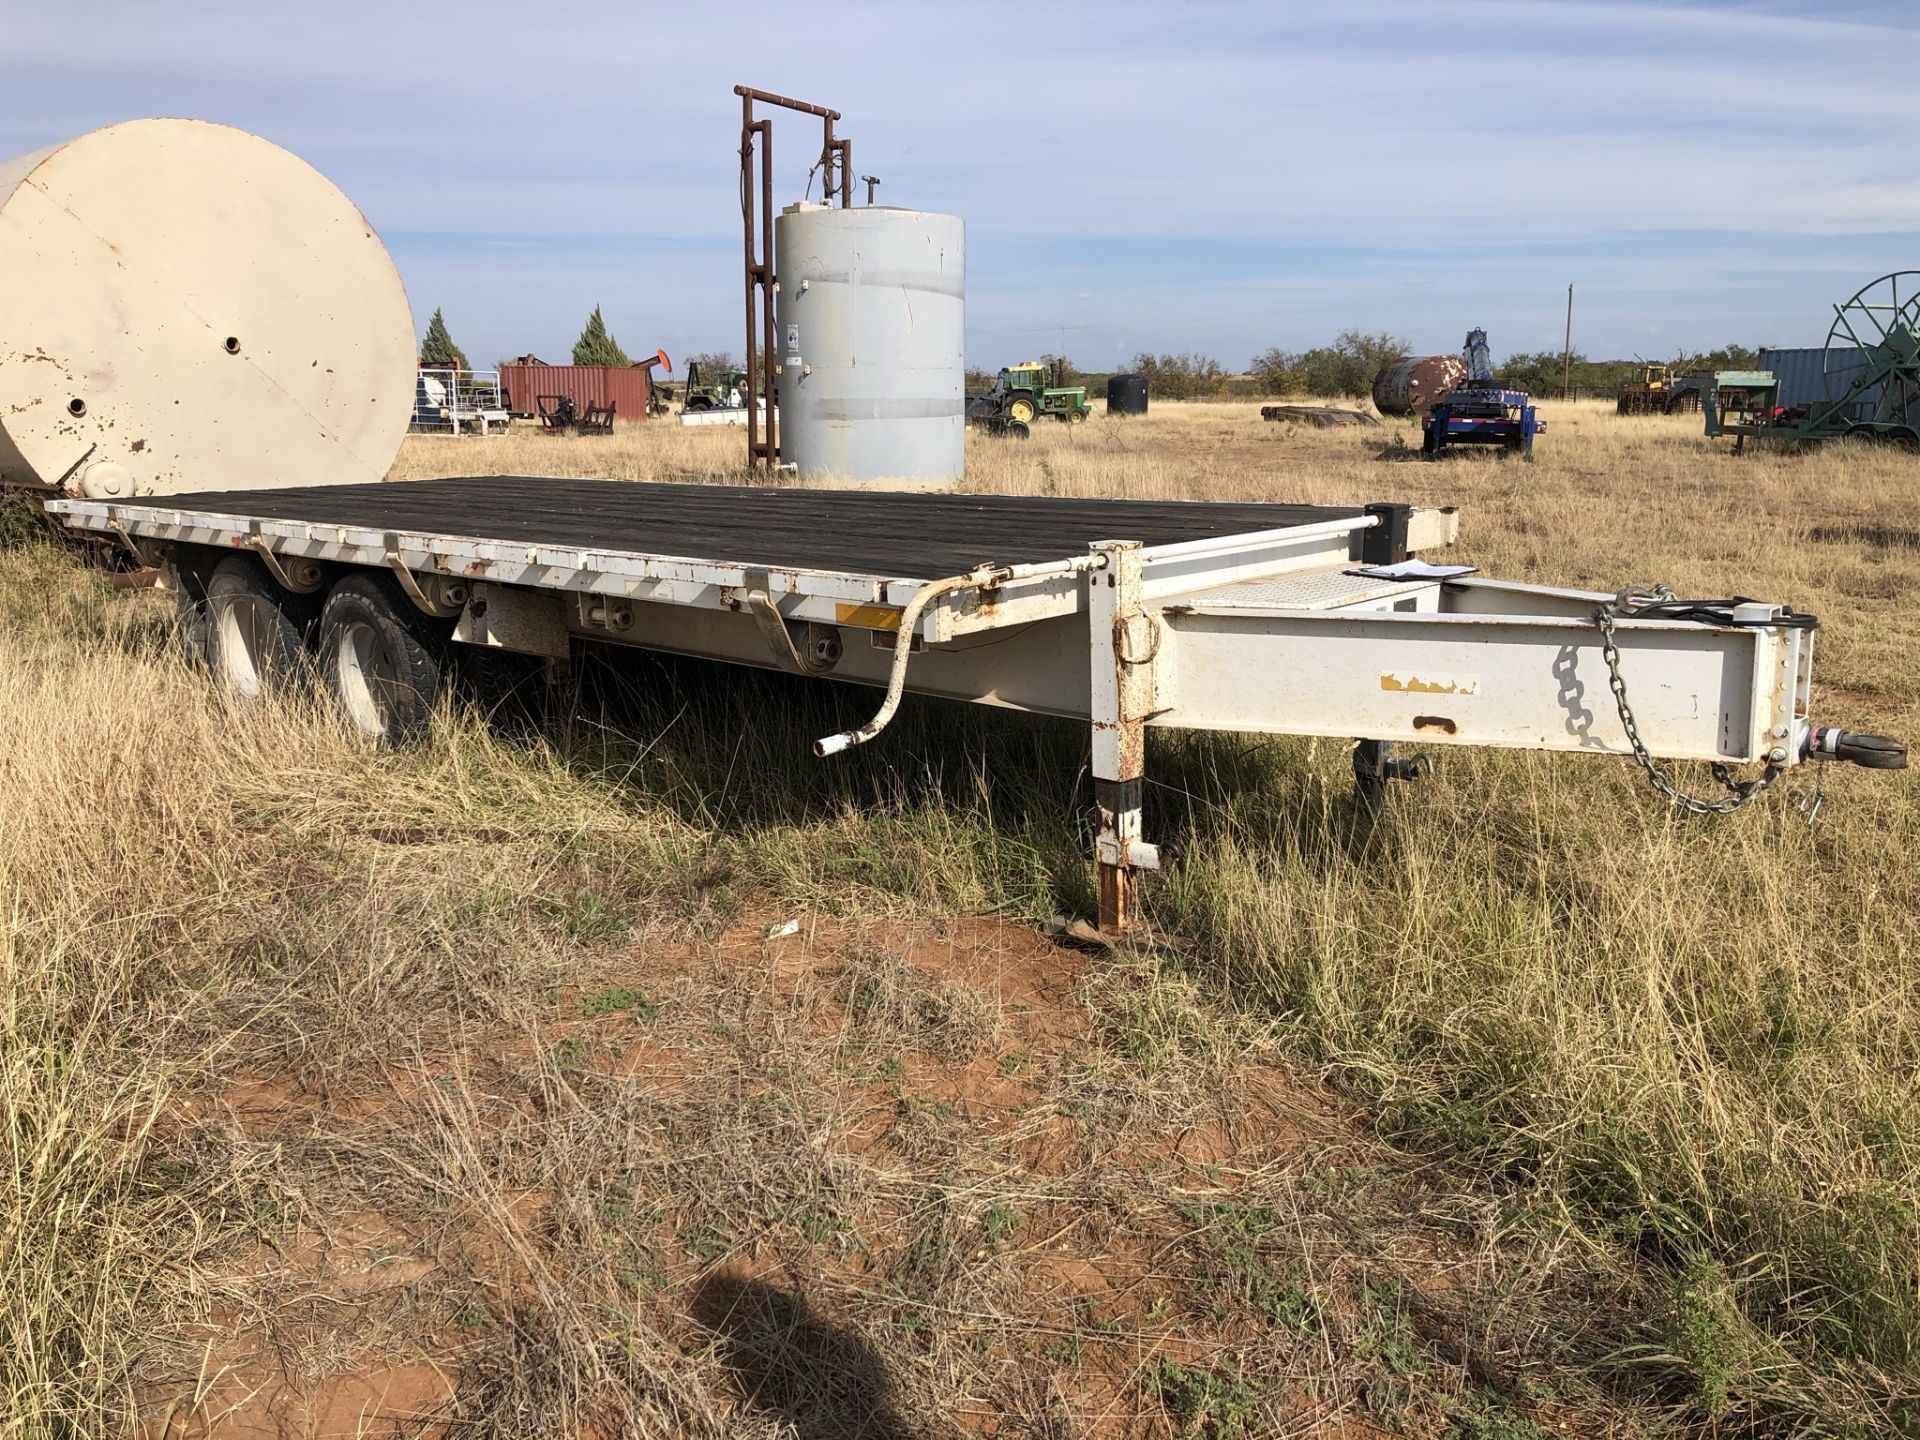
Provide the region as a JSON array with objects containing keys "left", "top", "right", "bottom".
[{"left": 1804, "top": 725, "right": 1907, "bottom": 770}]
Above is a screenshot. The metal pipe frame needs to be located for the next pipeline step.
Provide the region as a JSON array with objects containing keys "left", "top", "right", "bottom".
[
  {"left": 735, "top": 86, "right": 851, "bottom": 472},
  {"left": 1140, "top": 513, "right": 1378, "bottom": 566}
]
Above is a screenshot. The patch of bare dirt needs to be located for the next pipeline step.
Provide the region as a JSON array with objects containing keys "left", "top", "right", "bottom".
[{"left": 140, "top": 910, "right": 1626, "bottom": 1439}]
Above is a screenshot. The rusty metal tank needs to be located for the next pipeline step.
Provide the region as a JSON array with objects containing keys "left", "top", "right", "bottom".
[
  {"left": 1372, "top": 356, "right": 1468, "bottom": 419},
  {"left": 0, "top": 119, "right": 416, "bottom": 499}
]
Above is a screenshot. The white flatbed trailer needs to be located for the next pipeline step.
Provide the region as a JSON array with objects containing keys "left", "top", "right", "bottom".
[
  {"left": 676, "top": 404, "right": 766, "bottom": 428},
  {"left": 45, "top": 476, "right": 1902, "bottom": 932}
]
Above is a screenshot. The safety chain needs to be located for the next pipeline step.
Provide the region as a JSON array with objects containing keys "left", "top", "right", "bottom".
[{"left": 1593, "top": 587, "right": 1786, "bottom": 816}]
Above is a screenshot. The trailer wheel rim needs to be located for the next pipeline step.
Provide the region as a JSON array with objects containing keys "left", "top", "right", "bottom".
[
  {"left": 334, "top": 620, "right": 404, "bottom": 738},
  {"left": 214, "top": 594, "right": 277, "bottom": 700}
]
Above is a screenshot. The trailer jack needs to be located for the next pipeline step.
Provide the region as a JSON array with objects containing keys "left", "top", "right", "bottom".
[{"left": 1352, "top": 738, "right": 1434, "bottom": 813}]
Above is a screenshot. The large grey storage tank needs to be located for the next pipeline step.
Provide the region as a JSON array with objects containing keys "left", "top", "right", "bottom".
[
  {"left": 774, "top": 203, "right": 964, "bottom": 484},
  {"left": 0, "top": 119, "right": 416, "bottom": 499}
]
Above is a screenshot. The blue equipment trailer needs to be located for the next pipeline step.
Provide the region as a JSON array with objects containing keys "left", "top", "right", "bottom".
[
  {"left": 1421, "top": 329, "right": 1542, "bottom": 460},
  {"left": 1423, "top": 387, "right": 1544, "bottom": 460}
]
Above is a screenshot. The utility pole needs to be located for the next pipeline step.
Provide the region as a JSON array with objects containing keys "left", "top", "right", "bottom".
[{"left": 1561, "top": 283, "right": 1574, "bottom": 400}]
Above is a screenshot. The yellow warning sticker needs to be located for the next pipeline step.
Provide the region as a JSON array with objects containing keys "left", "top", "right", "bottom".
[{"left": 835, "top": 603, "right": 903, "bottom": 631}]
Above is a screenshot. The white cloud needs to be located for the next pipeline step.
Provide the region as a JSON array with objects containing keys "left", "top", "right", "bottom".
[{"left": 2, "top": 0, "right": 1913, "bottom": 361}]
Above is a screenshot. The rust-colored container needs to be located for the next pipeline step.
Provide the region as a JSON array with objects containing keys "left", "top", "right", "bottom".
[
  {"left": 500, "top": 355, "right": 667, "bottom": 421},
  {"left": 1372, "top": 356, "right": 1467, "bottom": 418}
]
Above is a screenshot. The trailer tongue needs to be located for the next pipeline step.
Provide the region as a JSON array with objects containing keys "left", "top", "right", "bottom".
[{"left": 44, "top": 476, "right": 1905, "bottom": 933}]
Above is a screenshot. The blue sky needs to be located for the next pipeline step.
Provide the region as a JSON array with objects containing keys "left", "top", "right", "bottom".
[{"left": 5, "top": 1, "right": 1915, "bottom": 370}]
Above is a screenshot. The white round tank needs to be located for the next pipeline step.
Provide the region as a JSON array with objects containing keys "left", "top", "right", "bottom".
[
  {"left": 775, "top": 203, "right": 964, "bottom": 484},
  {"left": 0, "top": 119, "right": 416, "bottom": 499}
]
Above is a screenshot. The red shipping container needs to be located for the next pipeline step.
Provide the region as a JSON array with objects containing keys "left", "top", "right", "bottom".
[{"left": 500, "top": 354, "right": 668, "bottom": 422}]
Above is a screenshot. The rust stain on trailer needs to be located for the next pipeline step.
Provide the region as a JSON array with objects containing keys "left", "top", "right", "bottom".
[
  {"left": 1412, "top": 714, "right": 1458, "bottom": 735},
  {"left": 1093, "top": 712, "right": 1146, "bottom": 776},
  {"left": 1381, "top": 673, "right": 1479, "bottom": 696}
]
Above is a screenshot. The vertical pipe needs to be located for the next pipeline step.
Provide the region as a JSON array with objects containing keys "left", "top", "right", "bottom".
[
  {"left": 760, "top": 119, "right": 776, "bottom": 465},
  {"left": 1562, "top": 283, "right": 1574, "bottom": 401},
  {"left": 822, "top": 116, "right": 835, "bottom": 206},
  {"left": 836, "top": 140, "right": 852, "bottom": 208},
  {"left": 741, "top": 95, "right": 758, "bottom": 470}
]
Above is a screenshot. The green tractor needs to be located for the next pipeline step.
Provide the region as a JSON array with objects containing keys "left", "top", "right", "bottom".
[
  {"left": 1004, "top": 360, "right": 1091, "bottom": 423},
  {"left": 968, "top": 360, "right": 1092, "bottom": 434},
  {"left": 680, "top": 360, "right": 751, "bottom": 412}
]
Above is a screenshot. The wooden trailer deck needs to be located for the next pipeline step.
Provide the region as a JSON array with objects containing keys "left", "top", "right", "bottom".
[{"left": 147, "top": 476, "right": 1366, "bottom": 583}]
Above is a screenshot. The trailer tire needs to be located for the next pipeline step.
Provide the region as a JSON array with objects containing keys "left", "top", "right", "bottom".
[
  {"left": 318, "top": 572, "right": 447, "bottom": 742},
  {"left": 204, "top": 555, "right": 315, "bottom": 699}
]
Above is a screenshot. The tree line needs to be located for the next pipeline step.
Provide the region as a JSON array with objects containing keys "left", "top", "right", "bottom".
[
  {"left": 421, "top": 305, "right": 1763, "bottom": 398},
  {"left": 998, "top": 334, "right": 1761, "bottom": 400},
  {"left": 418, "top": 304, "right": 647, "bottom": 371},
  {"left": 961, "top": 335, "right": 1407, "bottom": 400},
  {"left": 1499, "top": 344, "right": 1759, "bottom": 397}
]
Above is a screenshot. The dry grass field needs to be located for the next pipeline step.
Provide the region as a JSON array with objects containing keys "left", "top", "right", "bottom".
[{"left": 3, "top": 400, "right": 1916, "bottom": 1439}]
